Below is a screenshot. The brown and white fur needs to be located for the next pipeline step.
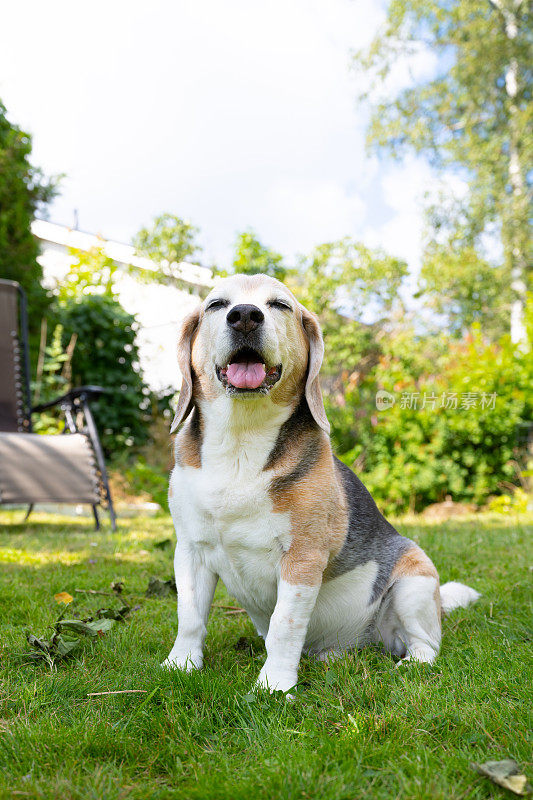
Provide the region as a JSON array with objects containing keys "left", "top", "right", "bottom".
[{"left": 163, "top": 274, "right": 479, "bottom": 693}]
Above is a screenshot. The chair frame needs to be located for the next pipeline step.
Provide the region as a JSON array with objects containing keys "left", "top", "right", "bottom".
[{"left": 0, "top": 279, "right": 116, "bottom": 530}]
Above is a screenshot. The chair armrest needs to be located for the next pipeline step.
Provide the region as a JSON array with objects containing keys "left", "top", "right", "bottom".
[{"left": 32, "top": 386, "right": 110, "bottom": 413}]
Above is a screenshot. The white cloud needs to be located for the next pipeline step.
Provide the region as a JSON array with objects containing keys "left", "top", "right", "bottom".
[
  {"left": 363, "top": 161, "right": 474, "bottom": 307},
  {"left": 364, "top": 157, "right": 433, "bottom": 264},
  {"left": 262, "top": 178, "right": 367, "bottom": 259}
]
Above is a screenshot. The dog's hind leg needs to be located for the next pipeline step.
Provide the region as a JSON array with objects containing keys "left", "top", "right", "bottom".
[
  {"left": 376, "top": 545, "right": 442, "bottom": 664},
  {"left": 388, "top": 575, "right": 442, "bottom": 664}
]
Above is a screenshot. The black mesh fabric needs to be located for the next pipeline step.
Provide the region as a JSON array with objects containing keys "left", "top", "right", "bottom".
[{"left": 0, "top": 281, "right": 28, "bottom": 432}]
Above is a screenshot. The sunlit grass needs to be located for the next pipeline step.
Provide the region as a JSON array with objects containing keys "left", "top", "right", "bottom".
[{"left": 0, "top": 509, "right": 531, "bottom": 799}]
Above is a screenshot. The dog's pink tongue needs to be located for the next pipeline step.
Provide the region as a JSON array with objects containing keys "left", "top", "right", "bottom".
[{"left": 226, "top": 361, "right": 266, "bottom": 389}]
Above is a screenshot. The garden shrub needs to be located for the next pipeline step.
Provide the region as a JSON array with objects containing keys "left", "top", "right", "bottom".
[
  {"left": 487, "top": 487, "right": 529, "bottom": 514},
  {"left": 0, "top": 99, "right": 57, "bottom": 368},
  {"left": 334, "top": 327, "right": 532, "bottom": 514},
  {"left": 123, "top": 457, "right": 170, "bottom": 511},
  {"left": 57, "top": 294, "right": 150, "bottom": 456},
  {"left": 31, "top": 323, "right": 72, "bottom": 436}
]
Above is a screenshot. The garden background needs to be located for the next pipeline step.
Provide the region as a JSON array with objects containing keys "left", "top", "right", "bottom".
[{"left": 2, "top": 0, "right": 531, "bottom": 516}]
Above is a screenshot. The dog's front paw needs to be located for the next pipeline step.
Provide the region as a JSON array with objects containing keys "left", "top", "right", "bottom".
[
  {"left": 256, "top": 663, "right": 297, "bottom": 694},
  {"left": 161, "top": 650, "right": 203, "bottom": 671}
]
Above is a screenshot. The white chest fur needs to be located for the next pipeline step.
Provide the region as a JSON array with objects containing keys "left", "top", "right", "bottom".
[{"left": 169, "top": 397, "right": 293, "bottom": 635}]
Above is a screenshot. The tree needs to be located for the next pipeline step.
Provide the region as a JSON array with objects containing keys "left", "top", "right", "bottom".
[
  {"left": 417, "top": 242, "right": 511, "bottom": 337},
  {"left": 52, "top": 246, "right": 150, "bottom": 456},
  {"left": 354, "top": 0, "right": 532, "bottom": 341},
  {"left": 295, "top": 239, "right": 408, "bottom": 454},
  {"left": 58, "top": 246, "right": 117, "bottom": 301},
  {"left": 133, "top": 213, "right": 202, "bottom": 287},
  {"left": 231, "top": 230, "right": 288, "bottom": 281},
  {"left": 58, "top": 294, "right": 149, "bottom": 456},
  {"left": 297, "top": 238, "right": 407, "bottom": 381},
  {"left": 0, "top": 99, "right": 57, "bottom": 363}
]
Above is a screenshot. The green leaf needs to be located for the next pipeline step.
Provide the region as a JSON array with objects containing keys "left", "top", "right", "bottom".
[
  {"left": 85, "top": 618, "right": 116, "bottom": 635},
  {"left": 56, "top": 617, "right": 115, "bottom": 637},
  {"left": 56, "top": 619, "right": 98, "bottom": 637},
  {"left": 54, "top": 636, "right": 81, "bottom": 657}
]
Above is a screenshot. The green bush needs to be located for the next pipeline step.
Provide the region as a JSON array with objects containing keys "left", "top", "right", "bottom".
[
  {"left": 334, "top": 327, "right": 532, "bottom": 514},
  {"left": 487, "top": 488, "right": 529, "bottom": 514},
  {"left": 123, "top": 457, "right": 170, "bottom": 511},
  {"left": 57, "top": 294, "right": 150, "bottom": 456},
  {"left": 31, "top": 323, "right": 71, "bottom": 436},
  {"left": 0, "top": 100, "right": 57, "bottom": 368}
]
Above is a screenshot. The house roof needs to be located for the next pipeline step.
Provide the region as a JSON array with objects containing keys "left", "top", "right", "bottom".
[{"left": 31, "top": 219, "right": 213, "bottom": 290}]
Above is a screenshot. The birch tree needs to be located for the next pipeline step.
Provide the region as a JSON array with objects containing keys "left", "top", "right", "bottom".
[{"left": 354, "top": 0, "right": 532, "bottom": 341}]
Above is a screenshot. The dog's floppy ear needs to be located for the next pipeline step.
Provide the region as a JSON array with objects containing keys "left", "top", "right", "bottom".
[
  {"left": 170, "top": 306, "right": 201, "bottom": 434},
  {"left": 300, "top": 306, "right": 330, "bottom": 434}
]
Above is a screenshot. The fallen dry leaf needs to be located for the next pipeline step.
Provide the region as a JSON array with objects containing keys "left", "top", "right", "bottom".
[
  {"left": 54, "top": 592, "right": 73, "bottom": 605},
  {"left": 471, "top": 760, "right": 530, "bottom": 796},
  {"left": 97, "top": 605, "right": 131, "bottom": 621},
  {"left": 233, "top": 636, "right": 254, "bottom": 652}
]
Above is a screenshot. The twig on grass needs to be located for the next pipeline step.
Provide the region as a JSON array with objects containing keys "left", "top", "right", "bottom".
[
  {"left": 75, "top": 588, "right": 144, "bottom": 601},
  {"left": 112, "top": 687, "right": 160, "bottom": 731},
  {"left": 212, "top": 604, "right": 246, "bottom": 613},
  {"left": 88, "top": 690, "right": 148, "bottom": 697}
]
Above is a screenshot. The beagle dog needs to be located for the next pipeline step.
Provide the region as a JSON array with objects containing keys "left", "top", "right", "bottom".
[{"left": 164, "top": 273, "right": 479, "bottom": 692}]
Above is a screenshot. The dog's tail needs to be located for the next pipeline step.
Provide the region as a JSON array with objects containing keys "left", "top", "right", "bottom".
[{"left": 440, "top": 581, "right": 481, "bottom": 613}]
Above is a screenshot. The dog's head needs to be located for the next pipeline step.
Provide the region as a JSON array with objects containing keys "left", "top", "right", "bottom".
[{"left": 170, "top": 273, "right": 329, "bottom": 433}]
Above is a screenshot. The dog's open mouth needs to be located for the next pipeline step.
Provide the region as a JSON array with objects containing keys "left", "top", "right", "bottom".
[{"left": 216, "top": 348, "right": 282, "bottom": 393}]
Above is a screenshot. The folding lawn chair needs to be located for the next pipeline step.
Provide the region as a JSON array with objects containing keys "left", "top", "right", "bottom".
[{"left": 0, "top": 279, "right": 116, "bottom": 530}]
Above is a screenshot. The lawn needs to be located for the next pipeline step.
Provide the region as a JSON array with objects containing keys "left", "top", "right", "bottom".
[{"left": 0, "top": 509, "right": 531, "bottom": 800}]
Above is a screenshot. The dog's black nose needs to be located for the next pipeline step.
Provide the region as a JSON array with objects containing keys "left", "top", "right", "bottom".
[{"left": 226, "top": 304, "right": 265, "bottom": 334}]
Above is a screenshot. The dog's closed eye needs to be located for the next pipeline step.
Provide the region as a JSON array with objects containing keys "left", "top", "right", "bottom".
[
  {"left": 206, "top": 298, "right": 230, "bottom": 311},
  {"left": 267, "top": 299, "right": 293, "bottom": 312}
]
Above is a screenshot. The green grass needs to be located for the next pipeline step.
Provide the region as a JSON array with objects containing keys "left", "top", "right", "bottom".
[{"left": 0, "top": 510, "right": 531, "bottom": 800}]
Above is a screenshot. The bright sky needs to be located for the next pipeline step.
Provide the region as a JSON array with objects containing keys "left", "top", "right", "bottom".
[{"left": 0, "top": 0, "right": 438, "bottom": 278}]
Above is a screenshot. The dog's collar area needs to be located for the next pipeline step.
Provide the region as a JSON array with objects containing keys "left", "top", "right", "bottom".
[{"left": 216, "top": 347, "right": 281, "bottom": 394}]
